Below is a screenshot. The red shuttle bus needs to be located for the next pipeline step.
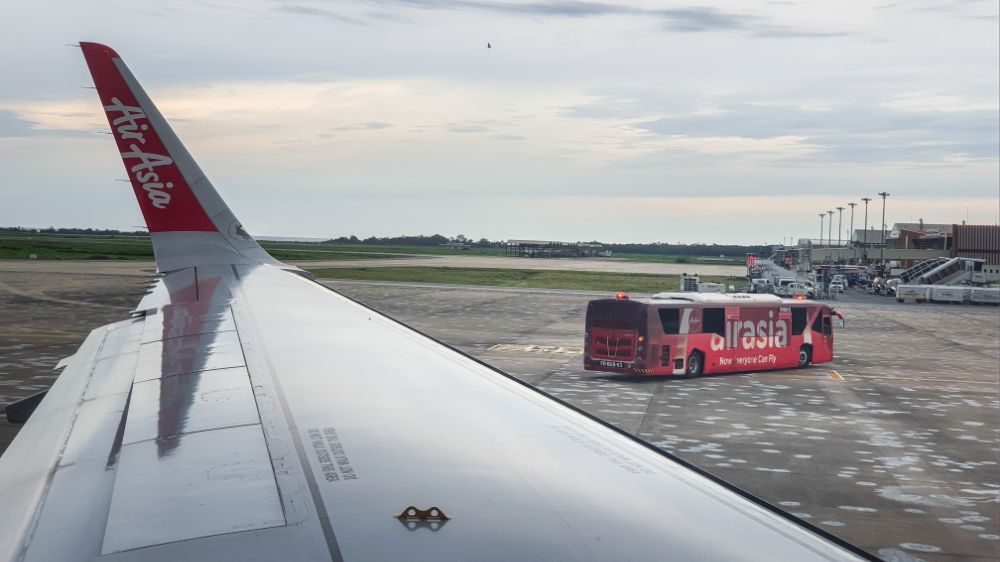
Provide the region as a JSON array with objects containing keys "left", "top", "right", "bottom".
[{"left": 584, "top": 293, "right": 836, "bottom": 377}]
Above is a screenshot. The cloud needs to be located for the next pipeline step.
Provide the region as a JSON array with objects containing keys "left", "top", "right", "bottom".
[
  {"left": 274, "top": 3, "right": 365, "bottom": 24},
  {"left": 448, "top": 124, "right": 490, "bottom": 133},
  {"left": 563, "top": 94, "right": 999, "bottom": 165},
  {"left": 0, "top": 109, "right": 90, "bottom": 138},
  {"left": 332, "top": 121, "right": 394, "bottom": 131},
  {"left": 0, "top": 110, "right": 41, "bottom": 137},
  {"left": 364, "top": 0, "right": 851, "bottom": 37},
  {"left": 752, "top": 26, "right": 854, "bottom": 38},
  {"left": 367, "top": 0, "right": 634, "bottom": 17},
  {"left": 652, "top": 7, "right": 750, "bottom": 32}
]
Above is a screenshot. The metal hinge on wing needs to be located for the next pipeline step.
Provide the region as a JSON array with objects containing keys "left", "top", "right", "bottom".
[
  {"left": 396, "top": 506, "right": 450, "bottom": 532},
  {"left": 396, "top": 506, "right": 449, "bottom": 521}
]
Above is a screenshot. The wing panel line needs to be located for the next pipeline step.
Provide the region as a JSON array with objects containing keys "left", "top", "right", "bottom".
[{"left": 228, "top": 265, "right": 343, "bottom": 562}]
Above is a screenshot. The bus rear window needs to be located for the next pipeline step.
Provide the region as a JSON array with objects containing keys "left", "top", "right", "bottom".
[
  {"left": 587, "top": 300, "right": 642, "bottom": 329},
  {"left": 702, "top": 308, "right": 724, "bottom": 337},
  {"left": 658, "top": 308, "right": 680, "bottom": 334}
]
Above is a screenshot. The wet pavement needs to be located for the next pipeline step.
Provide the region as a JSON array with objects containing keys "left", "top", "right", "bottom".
[
  {"left": 0, "top": 264, "right": 996, "bottom": 562},
  {"left": 0, "top": 268, "right": 151, "bottom": 452}
]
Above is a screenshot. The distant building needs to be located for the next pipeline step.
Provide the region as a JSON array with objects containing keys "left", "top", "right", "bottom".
[
  {"left": 505, "top": 240, "right": 604, "bottom": 258},
  {"left": 850, "top": 228, "right": 891, "bottom": 247},
  {"left": 889, "top": 222, "right": 953, "bottom": 239},
  {"left": 953, "top": 224, "right": 1000, "bottom": 265}
]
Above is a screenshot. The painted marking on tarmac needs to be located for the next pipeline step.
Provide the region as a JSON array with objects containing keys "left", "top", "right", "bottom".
[
  {"left": 828, "top": 370, "right": 845, "bottom": 381},
  {"left": 488, "top": 344, "right": 583, "bottom": 355},
  {"left": 869, "top": 376, "right": 998, "bottom": 386}
]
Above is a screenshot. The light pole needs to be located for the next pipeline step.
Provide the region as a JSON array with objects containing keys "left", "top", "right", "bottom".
[
  {"left": 827, "top": 210, "right": 834, "bottom": 263},
  {"left": 819, "top": 213, "right": 825, "bottom": 247},
  {"left": 878, "top": 192, "right": 890, "bottom": 267},
  {"left": 836, "top": 206, "right": 844, "bottom": 247},
  {"left": 861, "top": 197, "right": 872, "bottom": 263},
  {"left": 848, "top": 202, "right": 857, "bottom": 263}
]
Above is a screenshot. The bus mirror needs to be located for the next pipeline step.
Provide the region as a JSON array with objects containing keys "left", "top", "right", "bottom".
[{"left": 832, "top": 309, "right": 845, "bottom": 327}]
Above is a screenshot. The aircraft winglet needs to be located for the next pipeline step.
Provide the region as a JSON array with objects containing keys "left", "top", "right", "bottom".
[
  {"left": 80, "top": 42, "right": 285, "bottom": 272},
  {"left": 81, "top": 42, "right": 217, "bottom": 233}
]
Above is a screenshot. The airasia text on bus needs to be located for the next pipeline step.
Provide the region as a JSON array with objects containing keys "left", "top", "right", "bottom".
[{"left": 584, "top": 293, "right": 841, "bottom": 377}]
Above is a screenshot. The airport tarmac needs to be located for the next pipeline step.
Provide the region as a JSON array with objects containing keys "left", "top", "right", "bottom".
[{"left": 0, "top": 264, "right": 997, "bottom": 562}]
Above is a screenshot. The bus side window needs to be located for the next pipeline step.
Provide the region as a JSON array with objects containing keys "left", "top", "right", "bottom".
[
  {"left": 658, "top": 308, "right": 680, "bottom": 334},
  {"left": 823, "top": 315, "right": 833, "bottom": 335},
  {"left": 791, "top": 308, "right": 807, "bottom": 335},
  {"left": 702, "top": 308, "right": 725, "bottom": 337},
  {"left": 812, "top": 311, "right": 824, "bottom": 333}
]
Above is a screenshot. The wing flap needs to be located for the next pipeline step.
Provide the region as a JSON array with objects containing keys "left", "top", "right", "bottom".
[
  {"left": 121, "top": 367, "right": 259, "bottom": 445},
  {"left": 101, "top": 425, "right": 285, "bottom": 555}
]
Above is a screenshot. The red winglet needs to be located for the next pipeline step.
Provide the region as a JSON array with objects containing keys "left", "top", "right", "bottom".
[{"left": 80, "top": 42, "right": 217, "bottom": 233}]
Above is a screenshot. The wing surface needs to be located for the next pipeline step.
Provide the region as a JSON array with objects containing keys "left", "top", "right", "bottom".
[{"left": 0, "top": 43, "right": 878, "bottom": 562}]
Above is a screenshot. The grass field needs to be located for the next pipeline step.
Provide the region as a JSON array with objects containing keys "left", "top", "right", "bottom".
[
  {"left": 0, "top": 234, "right": 741, "bottom": 267},
  {"left": 0, "top": 236, "right": 154, "bottom": 260},
  {"left": 0, "top": 236, "right": 409, "bottom": 261},
  {"left": 308, "top": 266, "right": 734, "bottom": 293}
]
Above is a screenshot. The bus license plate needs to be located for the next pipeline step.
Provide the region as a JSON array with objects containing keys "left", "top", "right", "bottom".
[{"left": 598, "top": 360, "right": 627, "bottom": 369}]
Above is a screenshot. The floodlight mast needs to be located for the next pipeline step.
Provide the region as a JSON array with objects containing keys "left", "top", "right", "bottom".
[
  {"left": 836, "top": 207, "right": 844, "bottom": 247},
  {"left": 878, "top": 192, "right": 890, "bottom": 267},
  {"left": 848, "top": 202, "right": 857, "bottom": 262},
  {"left": 861, "top": 197, "right": 872, "bottom": 263}
]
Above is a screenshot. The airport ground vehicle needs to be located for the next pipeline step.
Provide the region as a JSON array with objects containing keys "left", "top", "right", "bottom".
[
  {"left": 896, "top": 285, "right": 931, "bottom": 303},
  {"left": 584, "top": 293, "right": 836, "bottom": 377},
  {"left": 829, "top": 281, "right": 845, "bottom": 293},
  {"left": 774, "top": 280, "right": 814, "bottom": 299},
  {"left": 774, "top": 278, "right": 796, "bottom": 295},
  {"left": 897, "top": 285, "right": 1000, "bottom": 304},
  {"left": 750, "top": 278, "right": 773, "bottom": 293},
  {"left": 788, "top": 282, "right": 815, "bottom": 298}
]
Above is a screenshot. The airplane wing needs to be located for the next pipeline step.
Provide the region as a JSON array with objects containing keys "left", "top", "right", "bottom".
[{"left": 0, "top": 43, "right": 878, "bottom": 562}]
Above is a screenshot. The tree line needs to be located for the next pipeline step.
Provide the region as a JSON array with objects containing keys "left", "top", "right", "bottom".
[
  {"left": 0, "top": 226, "right": 148, "bottom": 236},
  {"left": 323, "top": 234, "right": 770, "bottom": 257},
  {"left": 1, "top": 227, "right": 771, "bottom": 257}
]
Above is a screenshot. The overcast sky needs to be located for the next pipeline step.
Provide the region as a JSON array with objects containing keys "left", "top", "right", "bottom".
[{"left": 1, "top": 0, "right": 997, "bottom": 244}]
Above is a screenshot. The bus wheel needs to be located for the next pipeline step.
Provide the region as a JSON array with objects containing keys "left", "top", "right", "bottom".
[
  {"left": 685, "top": 351, "right": 703, "bottom": 379},
  {"left": 797, "top": 345, "right": 812, "bottom": 368}
]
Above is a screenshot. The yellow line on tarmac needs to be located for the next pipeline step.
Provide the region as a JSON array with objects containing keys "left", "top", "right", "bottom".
[{"left": 828, "top": 370, "right": 845, "bottom": 381}]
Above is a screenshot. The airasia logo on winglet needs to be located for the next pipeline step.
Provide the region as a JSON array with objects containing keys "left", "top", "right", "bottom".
[{"left": 104, "top": 97, "right": 173, "bottom": 209}]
